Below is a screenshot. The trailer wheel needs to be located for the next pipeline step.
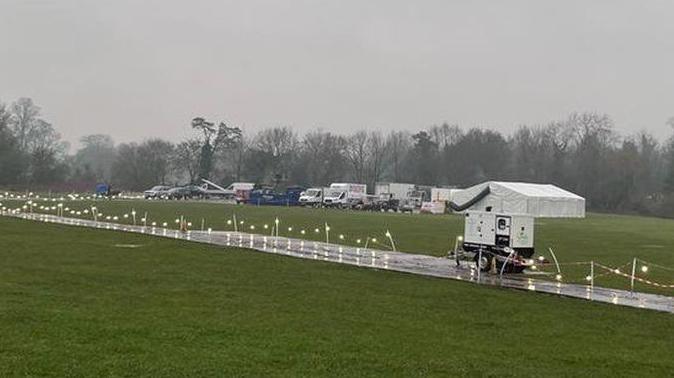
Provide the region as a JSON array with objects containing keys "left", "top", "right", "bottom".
[{"left": 474, "top": 253, "right": 492, "bottom": 272}]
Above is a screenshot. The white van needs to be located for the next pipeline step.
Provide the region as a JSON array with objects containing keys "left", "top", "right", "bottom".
[{"left": 299, "top": 187, "right": 328, "bottom": 207}]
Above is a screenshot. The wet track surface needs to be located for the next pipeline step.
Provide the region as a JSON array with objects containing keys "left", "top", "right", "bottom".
[{"left": 6, "top": 212, "right": 674, "bottom": 313}]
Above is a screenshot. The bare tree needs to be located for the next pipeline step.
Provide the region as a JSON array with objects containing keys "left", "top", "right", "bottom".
[
  {"left": 10, "top": 97, "right": 41, "bottom": 150},
  {"left": 75, "top": 135, "right": 116, "bottom": 181},
  {"left": 367, "top": 131, "right": 388, "bottom": 189},
  {"left": 385, "top": 131, "right": 411, "bottom": 182},
  {"left": 174, "top": 139, "right": 202, "bottom": 184},
  {"left": 345, "top": 131, "right": 369, "bottom": 183},
  {"left": 249, "top": 127, "right": 298, "bottom": 186}
]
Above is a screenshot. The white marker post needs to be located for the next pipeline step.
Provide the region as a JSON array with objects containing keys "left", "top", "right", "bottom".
[
  {"left": 385, "top": 230, "right": 396, "bottom": 252},
  {"left": 630, "top": 257, "right": 637, "bottom": 293}
]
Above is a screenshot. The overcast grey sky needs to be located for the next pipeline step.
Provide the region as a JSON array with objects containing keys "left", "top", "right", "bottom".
[{"left": 1, "top": 0, "right": 673, "bottom": 146}]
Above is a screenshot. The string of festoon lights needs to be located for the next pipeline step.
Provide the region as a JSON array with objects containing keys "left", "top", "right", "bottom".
[
  {"left": 529, "top": 253, "right": 674, "bottom": 290},
  {"left": 4, "top": 198, "right": 674, "bottom": 291},
  {"left": 0, "top": 191, "right": 143, "bottom": 202},
  {"left": 3, "top": 201, "right": 400, "bottom": 252}
]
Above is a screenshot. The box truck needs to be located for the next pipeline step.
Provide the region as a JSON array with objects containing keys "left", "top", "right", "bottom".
[
  {"left": 323, "top": 183, "right": 367, "bottom": 208},
  {"left": 374, "top": 182, "right": 416, "bottom": 200}
]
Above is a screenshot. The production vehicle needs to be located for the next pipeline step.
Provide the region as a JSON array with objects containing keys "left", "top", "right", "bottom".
[
  {"left": 361, "top": 193, "right": 400, "bottom": 212},
  {"left": 430, "top": 187, "right": 459, "bottom": 203},
  {"left": 374, "top": 182, "right": 416, "bottom": 201},
  {"left": 323, "top": 183, "right": 367, "bottom": 208},
  {"left": 143, "top": 185, "right": 171, "bottom": 199},
  {"left": 167, "top": 185, "right": 205, "bottom": 200},
  {"left": 449, "top": 181, "right": 585, "bottom": 273},
  {"left": 298, "top": 187, "right": 327, "bottom": 207},
  {"left": 94, "top": 183, "right": 121, "bottom": 198},
  {"left": 397, "top": 189, "right": 426, "bottom": 213},
  {"left": 247, "top": 186, "right": 305, "bottom": 206}
]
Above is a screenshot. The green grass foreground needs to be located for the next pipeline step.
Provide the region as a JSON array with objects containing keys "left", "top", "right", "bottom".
[
  {"left": 0, "top": 217, "right": 673, "bottom": 376},
  {"left": 10, "top": 198, "right": 674, "bottom": 293}
]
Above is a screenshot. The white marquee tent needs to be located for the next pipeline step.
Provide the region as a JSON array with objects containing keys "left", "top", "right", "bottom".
[{"left": 450, "top": 181, "right": 585, "bottom": 218}]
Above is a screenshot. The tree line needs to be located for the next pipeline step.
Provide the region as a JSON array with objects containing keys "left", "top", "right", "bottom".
[{"left": 2, "top": 97, "right": 674, "bottom": 216}]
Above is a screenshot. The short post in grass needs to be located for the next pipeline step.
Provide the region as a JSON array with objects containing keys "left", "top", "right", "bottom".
[
  {"left": 548, "top": 247, "right": 562, "bottom": 277},
  {"left": 233, "top": 214, "right": 238, "bottom": 232},
  {"left": 356, "top": 239, "right": 362, "bottom": 265},
  {"left": 589, "top": 261, "right": 594, "bottom": 289},
  {"left": 143, "top": 212, "right": 148, "bottom": 227},
  {"left": 324, "top": 223, "right": 330, "bottom": 244},
  {"left": 630, "top": 257, "right": 637, "bottom": 293},
  {"left": 385, "top": 230, "right": 396, "bottom": 252},
  {"left": 453, "top": 236, "right": 463, "bottom": 266},
  {"left": 131, "top": 209, "right": 137, "bottom": 226}
]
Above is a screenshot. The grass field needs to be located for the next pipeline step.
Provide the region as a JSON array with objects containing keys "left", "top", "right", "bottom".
[
  {"left": 1, "top": 216, "right": 673, "bottom": 376},
  {"left": 6, "top": 198, "right": 674, "bottom": 293}
]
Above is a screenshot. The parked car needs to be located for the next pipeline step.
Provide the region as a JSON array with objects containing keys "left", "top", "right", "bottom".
[
  {"left": 143, "top": 185, "right": 171, "bottom": 199},
  {"left": 167, "top": 185, "right": 205, "bottom": 200}
]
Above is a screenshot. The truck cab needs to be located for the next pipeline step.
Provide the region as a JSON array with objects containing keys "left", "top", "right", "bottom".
[{"left": 299, "top": 188, "right": 325, "bottom": 207}]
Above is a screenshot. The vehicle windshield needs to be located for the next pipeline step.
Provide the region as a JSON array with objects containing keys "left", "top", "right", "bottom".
[
  {"left": 151, "top": 186, "right": 166, "bottom": 191},
  {"left": 328, "top": 191, "right": 343, "bottom": 198},
  {"left": 305, "top": 189, "right": 320, "bottom": 196}
]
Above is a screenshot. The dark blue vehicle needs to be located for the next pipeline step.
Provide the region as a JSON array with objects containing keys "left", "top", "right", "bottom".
[
  {"left": 247, "top": 186, "right": 304, "bottom": 206},
  {"left": 95, "top": 183, "right": 120, "bottom": 197}
]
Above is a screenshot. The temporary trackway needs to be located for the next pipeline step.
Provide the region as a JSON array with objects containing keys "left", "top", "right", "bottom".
[{"left": 6, "top": 212, "right": 674, "bottom": 314}]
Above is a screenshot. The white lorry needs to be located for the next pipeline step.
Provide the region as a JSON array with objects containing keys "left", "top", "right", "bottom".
[
  {"left": 323, "top": 183, "right": 367, "bottom": 208},
  {"left": 374, "top": 182, "right": 416, "bottom": 200},
  {"left": 298, "top": 187, "right": 328, "bottom": 207},
  {"left": 430, "top": 187, "right": 459, "bottom": 203}
]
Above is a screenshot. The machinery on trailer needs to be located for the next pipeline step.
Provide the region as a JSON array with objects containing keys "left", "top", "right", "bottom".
[
  {"left": 449, "top": 181, "right": 585, "bottom": 273},
  {"left": 200, "top": 179, "right": 254, "bottom": 199},
  {"left": 247, "top": 186, "right": 305, "bottom": 206}
]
